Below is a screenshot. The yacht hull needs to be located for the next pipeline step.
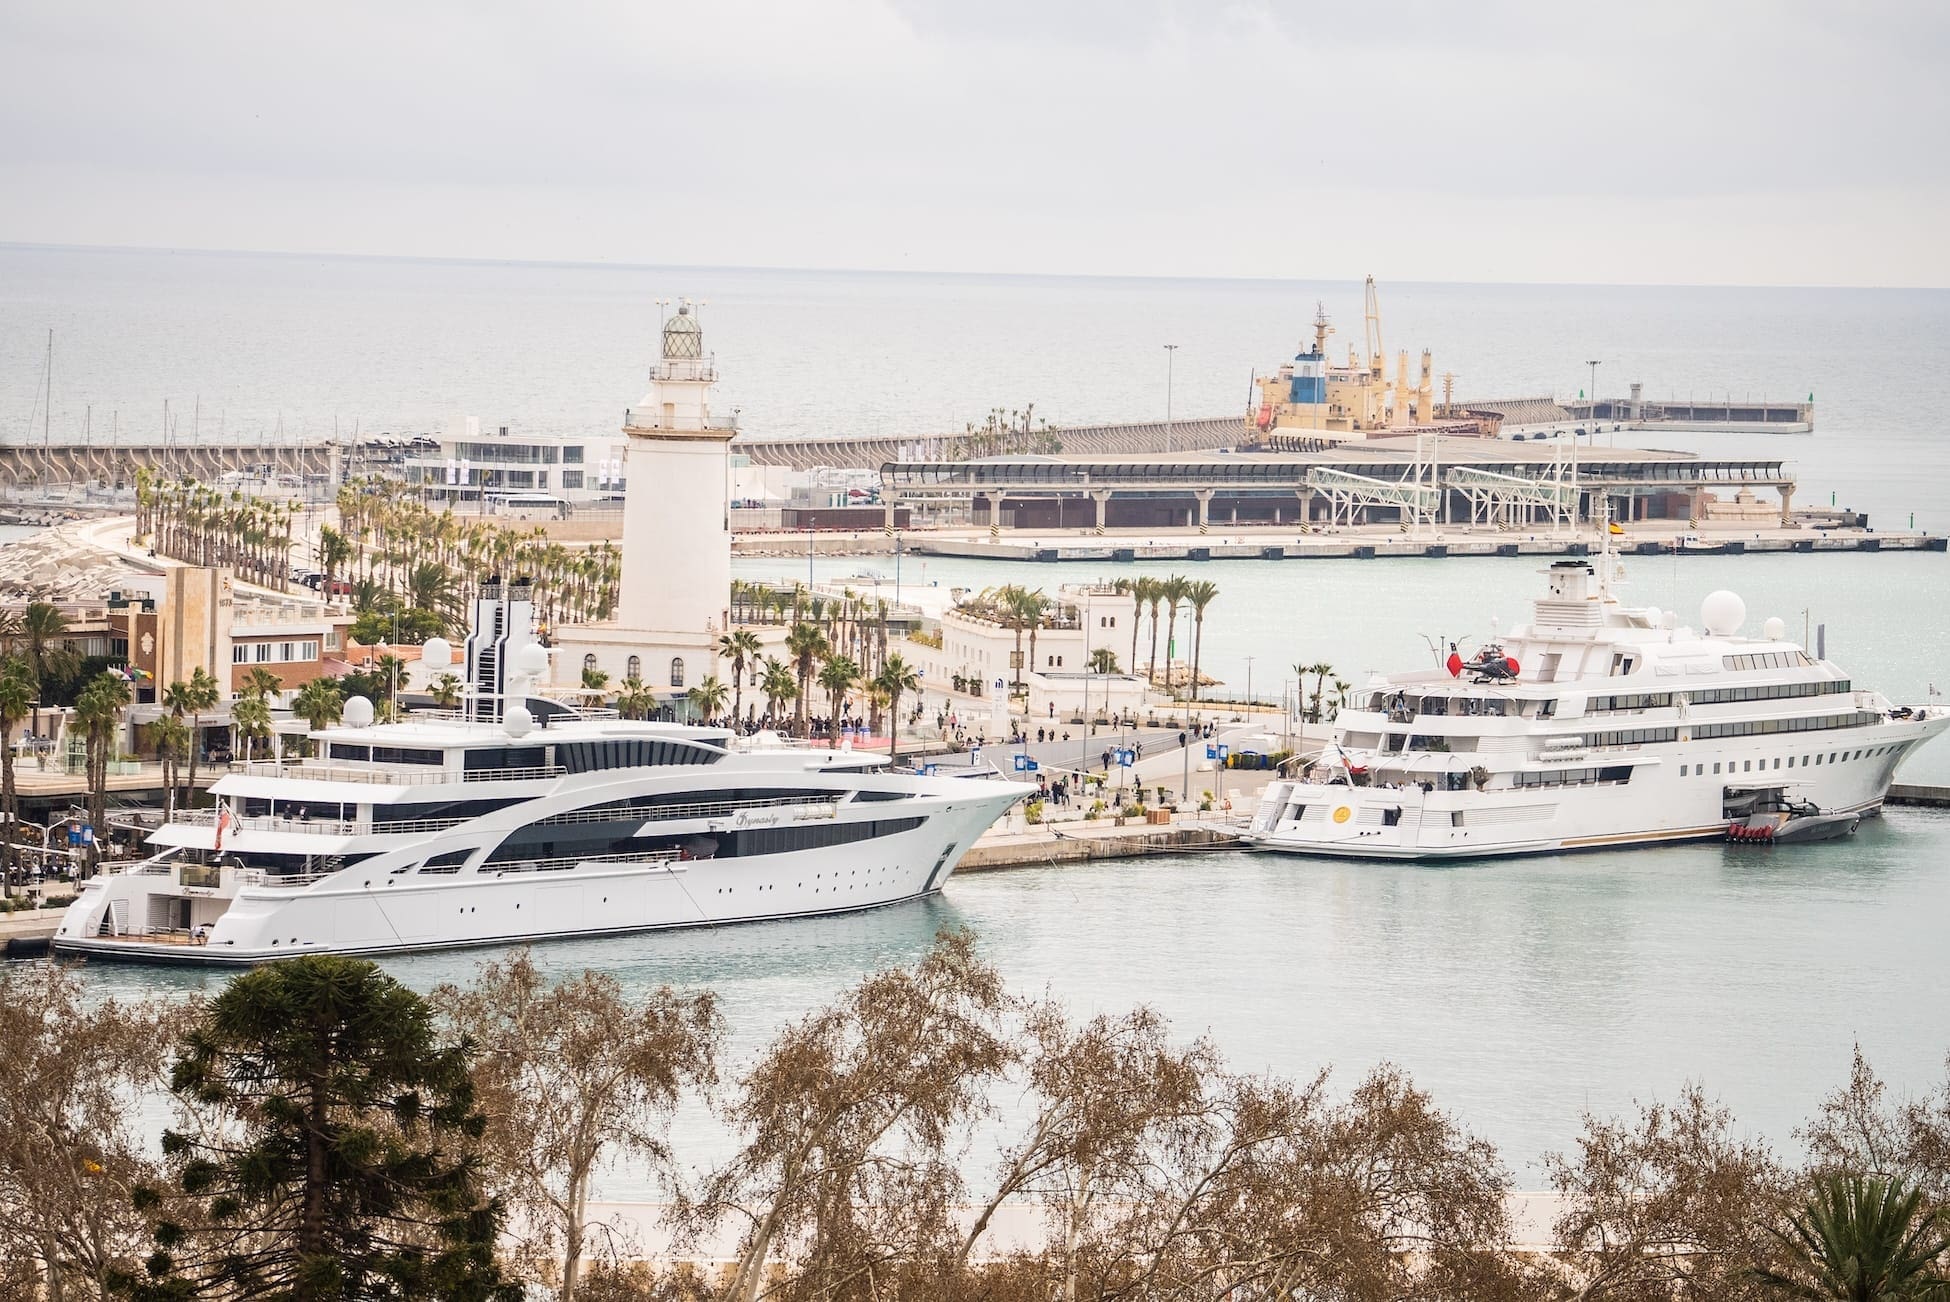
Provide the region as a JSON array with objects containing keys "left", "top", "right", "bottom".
[
  {"left": 1240, "top": 714, "right": 1944, "bottom": 862},
  {"left": 54, "top": 797, "right": 1011, "bottom": 966}
]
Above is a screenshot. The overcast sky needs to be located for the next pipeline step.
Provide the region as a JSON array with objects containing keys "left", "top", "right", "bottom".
[{"left": 2, "top": 1, "right": 1944, "bottom": 286}]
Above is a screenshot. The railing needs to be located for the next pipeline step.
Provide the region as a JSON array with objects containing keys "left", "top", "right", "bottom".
[
  {"left": 176, "top": 809, "right": 469, "bottom": 837},
  {"left": 227, "top": 760, "right": 567, "bottom": 786},
  {"left": 539, "top": 793, "right": 842, "bottom": 828},
  {"left": 485, "top": 849, "right": 684, "bottom": 876},
  {"left": 235, "top": 869, "right": 337, "bottom": 889}
]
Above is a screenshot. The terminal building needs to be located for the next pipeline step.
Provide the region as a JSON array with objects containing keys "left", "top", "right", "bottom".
[{"left": 877, "top": 437, "right": 1799, "bottom": 534}]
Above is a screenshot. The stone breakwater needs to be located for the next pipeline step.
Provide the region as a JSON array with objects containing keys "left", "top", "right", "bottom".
[{"left": 0, "top": 522, "right": 160, "bottom": 602}]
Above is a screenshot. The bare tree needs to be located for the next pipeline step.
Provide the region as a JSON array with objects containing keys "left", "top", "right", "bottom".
[
  {"left": 682, "top": 928, "right": 1011, "bottom": 1302},
  {"left": 0, "top": 962, "right": 188, "bottom": 1300},
  {"left": 957, "top": 1004, "right": 1221, "bottom": 1297},
  {"left": 1130, "top": 1064, "right": 1526, "bottom": 1301},
  {"left": 441, "top": 950, "right": 721, "bottom": 1302},
  {"left": 1544, "top": 1082, "right": 1792, "bottom": 1300}
]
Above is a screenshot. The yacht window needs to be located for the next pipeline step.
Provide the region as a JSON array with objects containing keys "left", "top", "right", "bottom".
[
  {"left": 556, "top": 738, "right": 724, "bottom": 773},
  {"left": 463, "top": 746, "right": 549, "bottom": 772},
  {"left": 1773, "top": 758, "right": 1781, "bottom": 769},
  {"left": 371, "top": 745, "right": 443, "bottom": 765},
  {"left": 731, "top": 817, "right": 924, "bottom": 856},
  {"left": 332, "top": 743, "right": 372, "bottom": 762},
  {"left": 1680, "top": 764, "right": 1688, "bottom": 776},
  {"left": 1713, "top": 763, "right": 1721, "bottom": 774},
  {"left": 1743, "top": 761, "right": 1752, "bottom": 772}
]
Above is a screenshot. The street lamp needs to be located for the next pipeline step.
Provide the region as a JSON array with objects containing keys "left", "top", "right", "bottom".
[{"left": 1163, "top": 345, "right": 1179, "bottom": 453}]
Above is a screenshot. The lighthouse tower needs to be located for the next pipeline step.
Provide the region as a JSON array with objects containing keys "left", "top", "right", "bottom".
[{"left": 617, "top": 300, "right": 733, "bottom": 637}]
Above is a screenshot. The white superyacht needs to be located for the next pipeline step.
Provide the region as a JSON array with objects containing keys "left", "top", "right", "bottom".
[
  {"left": 1243, "top": 550, "right": 1946, "bottom": 860},
  {"left": 56, "top": 582, "right": 1031, "bottom": 964}
]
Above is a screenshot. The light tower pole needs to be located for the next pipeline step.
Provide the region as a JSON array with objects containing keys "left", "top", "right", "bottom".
[
  {"left": 1164, "top": 344, "right": 1178, "bottom": 453},
  {"left": 1584, "top": 359, "right": 1602, "bottom": 532}
]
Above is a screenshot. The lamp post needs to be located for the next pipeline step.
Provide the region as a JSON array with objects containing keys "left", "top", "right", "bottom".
[
  {"left": 1245, "top": 655, "right": 1255, "bottom": 709},
  {"left": 1164, "top": 345, "right": 1179, "bottom": 453},
  {"left": 1583, "top": 360, "right": 1602, "bottom": 531}
]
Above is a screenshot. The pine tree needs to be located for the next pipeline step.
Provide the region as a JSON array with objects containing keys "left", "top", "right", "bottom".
[{"left": 129, "top": 955, "right": 520, "bottom": 1302}]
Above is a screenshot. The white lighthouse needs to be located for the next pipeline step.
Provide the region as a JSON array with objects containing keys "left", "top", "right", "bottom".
[
  {"left": 617, "top": 301, "right": 734, "bottom": 636},
  {"left": 554, "top": 299, "right": 738, "bottom": 702}
]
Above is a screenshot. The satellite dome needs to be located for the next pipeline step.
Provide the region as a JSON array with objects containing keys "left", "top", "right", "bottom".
[
  {"left": 421, "top": 637, "right": 453, "bottom": 670},
  {"left": 1763, "top": 616, "right": 1787, "bottom": 641},
  {"left": 1700, "top": 590, "right": 1746, "bottom": 638},
  {"left": 504, "top": 703, "right": 533, "bottom": 738},
  {"left": 515, "top": 642, "right": 550, "bottom": 677},
  {"left": 343, "top": 696, "right": 375, "bottom": 728},
  {"left": 661, "top": 302, "right": 703, "bottom": 360}
]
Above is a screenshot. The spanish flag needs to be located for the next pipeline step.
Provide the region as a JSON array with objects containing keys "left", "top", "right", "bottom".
[{"left": 1608, "top": 521, "right": 1625, "bottom": 536}]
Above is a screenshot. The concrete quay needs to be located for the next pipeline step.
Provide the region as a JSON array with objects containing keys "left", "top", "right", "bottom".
[
  {"left": 959, "top": 818, "right": 1240, "bottom": 871},
  {"left": 734, "top": 523, "right": 1942, "bottom": 564},
  {"left": 1888, "top": 784, "right": 1950, "bottom": 808}
]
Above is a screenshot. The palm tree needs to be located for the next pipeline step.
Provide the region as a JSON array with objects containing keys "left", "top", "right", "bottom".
[
  {"left": 242, "top": 665, "right": 283, "bottom": 701},
  {"left": 231, "top": 693, "right": 272, "bottom": 763},
  {"left": 615, "top": 677, "right": 655, "bottom": 721},
  {"left": 21, "top": 600, "right": 68, "bottom": 686},
  {"left": 75, "top": 672, "right": 132, "bottom": 845},
  {"left": 581, "top": 664, "right": 610, "bottom": 692},
  {"left": 785, "top": 622, "right": 830, "bottom": 738},
  {"left": 1159, "top": 575, "right": 1190, "bottom": 692},
  {"left": 1010, "top": 587, "right": 1051, "bottom": 686},
  {"left": 817, "top": 655, "right": 859, "bottom": 740},
  {"left": 318, "top": 524, "right": 353, "bottom": 595},
  {"left": 0, "top": 655, "right": 35, "bottom": 890},
  {"left": 151, "top": 713, "right": 190, "bottom": 821},
  {"left": 1144, "top": 579, "right": 1167, "bottom": 687},
  {"left": 686, "top": 675, "right": 731, "bottom": 723},
  {"left": 1087, "top": 647, "right": 1120, "bottom": 675},
  {"left": 873, "top": 654, "right": 920, "bottom": 768},
  {"left": 759, "top": 656, "right": 798, "bottom": 728},
  {"left": 426, "top": 673, "right": 462, "bottom": 710},
  {"left": 1184, "top": 579, "right": 1219, "bottom": 701},
  {"left": 1754, "top": 1173, "right": 1950, "bottom": 1300},
  {"left": 718, "top": 629, "right": 763, "bottom": 725},
  {"left": 1303, "top": 661, "right": 1335, "bottom": 723},
  {"left": 407, "top": 560, "right": 465, "bottom": 635},
  {"left": 292, "top": 677, "right": 345, "bottom": 732},
  {"left": 166, "top": 667, "right": 222, "bottom": 805}
]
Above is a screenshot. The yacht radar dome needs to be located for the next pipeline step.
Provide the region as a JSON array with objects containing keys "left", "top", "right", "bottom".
[
  {"left": 504, "top": 703, "right": 534, "bottom": 738},
  {"left": 1763, "top": 616, "right": 1787, "bottom": 641},
  {"left": 515, "top": 643, "right": 550, "bottom": 677},
  {"left": 1701, "top": 590, "right": 1747, "bottom": 637},
  {"left": 422, "top": 637, "right": 453, "bottom": 670},
  {"left": 343, "top": 696, "right": 375, "bottom": 728}
]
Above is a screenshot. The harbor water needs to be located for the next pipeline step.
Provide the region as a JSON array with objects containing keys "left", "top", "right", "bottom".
[{"left": 8, "top": 245, "right": 1950, "bottom": 1194}]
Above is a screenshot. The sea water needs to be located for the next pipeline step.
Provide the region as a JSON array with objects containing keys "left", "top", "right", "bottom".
[{"left": 9, "top": 245, "right": 1950, "bottom": 1189}]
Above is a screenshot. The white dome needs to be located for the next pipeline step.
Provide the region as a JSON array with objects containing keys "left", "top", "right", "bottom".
[
  {"left": 421, "top": 637, "right": 453, "bottom": 669},
  {"left": 515, "top": 643, "right": 550, "bottom": 677},
  {"left": 504, "top": 703, "right": 533, "bottom": 738},
  {"left": 1762, "top": 616, "right": 1787, "bottom": 641},
  {"left": 1643, "top": 606, "right": 1662, "bottom": 629},
  {"left": 1701, "top": 590, "right": 1746, "bottom": 638},
  {"left": 343, "top": 696, "right": 375, "bottom": 728}
]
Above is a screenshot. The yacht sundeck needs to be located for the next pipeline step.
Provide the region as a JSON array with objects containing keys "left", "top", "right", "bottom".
[
  {"left": 1242, "top": 549, "right": 1945, "bottom": 861},
  {"left": 56, "top": 583, "right": 1031, "bottom": 964}
]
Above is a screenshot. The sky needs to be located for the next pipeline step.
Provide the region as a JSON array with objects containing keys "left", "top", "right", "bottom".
[{"left": 1, "top": 0, "right": 1945, "bottom": 287}]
